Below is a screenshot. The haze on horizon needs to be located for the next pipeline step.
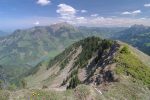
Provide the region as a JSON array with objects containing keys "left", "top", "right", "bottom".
[{"left": 1, "top": 0, "right": 150, "bottom": 31}]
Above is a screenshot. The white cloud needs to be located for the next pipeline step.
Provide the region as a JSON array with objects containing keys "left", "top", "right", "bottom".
[
  {"left": 37, "top": 0, "right": 51, "bottom": 6},
  {"left": 56, "top": 4, "right": 77, "bottom": 20},
  {"left": 34, "top": 21, "right": 40, "bottom": 25},
  {"left": 91, "top": 14, "right": 99, "bottom": 17},
  {"left": 132, "top": 10, "right": 141, "bottom": 14},
  {"left": 76, "top": 17, "right": 87, "bottom": 24},
  {"left": 89, "top": 17, "right": 150, "bottom": 27},
  {"left": 122, "top": 11, "right": 131, "bottom": 15},
  {"left": 56, "top": 3, "right": 88, "bottom": 25},
  {"left": 76, "top": 17, "right": 85, "bottom": 20},
  {"left": 140, "top": 17, "right": 146, "bottom": 20},
  {"left": 122, "top": 10, "right": 141, "bottom": 15},
  {"left": 10, "top": 15, "right": 150, "bottom": 28},
  {"left": 61, "top": 16, "right": 150, "bottom": 27},
  {"left": 81, "top": 10, "right": 87, "bottom": 13},
  {"left": 144, "top": 3, "right": 150, "bottom": 7},
  {"left": 3, "top": 16, "right": 150, "bottom": 30}
]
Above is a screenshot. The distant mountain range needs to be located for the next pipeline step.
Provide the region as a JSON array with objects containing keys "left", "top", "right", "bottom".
[
  {"left": 1, "top": 23, "right": 150, "bottom": 81},
  {"left": 78, "top": 26, "right": 126, "bottom": 38},
  {"left": 0, "top": 23, "right": 85, "bottom": 80},
  {"left": 114, "top": 24, "right": 150, "bottom": 55}
]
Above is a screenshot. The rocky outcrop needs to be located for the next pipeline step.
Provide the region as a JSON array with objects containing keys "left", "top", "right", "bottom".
[{"left": 86, "top": 42, "right": 120, "bottom": 86}]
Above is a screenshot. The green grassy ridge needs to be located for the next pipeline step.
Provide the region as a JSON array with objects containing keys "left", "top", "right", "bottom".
[
  {"left": 115, "top": 46, "right": 150, "bottom": 88},
  {"left": 102, "top": 81, "right": 150, "bottom": 100}
]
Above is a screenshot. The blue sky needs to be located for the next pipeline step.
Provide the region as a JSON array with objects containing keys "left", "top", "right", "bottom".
[{"left": 0, "top": 0, "right": 150, "bottom": 31}]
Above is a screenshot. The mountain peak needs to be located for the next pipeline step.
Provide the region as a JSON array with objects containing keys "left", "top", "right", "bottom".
[
  {"left": 50, "top": 22, "right": 75, "bottom": 32},
  {"left": 50, "top": 22, "right": 73, "bottom": 28}
]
